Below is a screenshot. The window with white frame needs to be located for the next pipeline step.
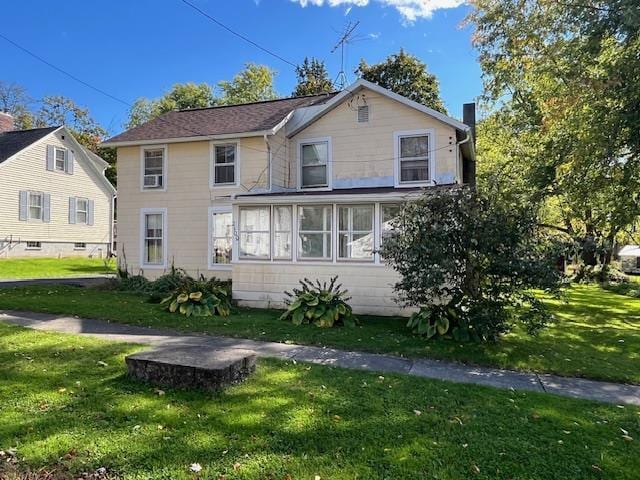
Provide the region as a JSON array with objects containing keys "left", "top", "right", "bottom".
[
  {"left": 28, "top": 192, "right": 43, "bottom": 221},
  {"left": 213, "top": 144, "right": 237, "bottom": 185},
  {"left": 75, "top": 198, "right": 89, "bottom": 224},
  {"left": 211, "top": 209, "right": 233, "bottom": 265},
  {"left": 26, "top": 241, "right": 41, "bottom": 249},
  {"left": 142, "top": 148, "right": 165, "bottom": 189},
  {"left": 273, "top": 206, "right": 292, "bottom": 259},
  {"left": 398, "top": 133, "right": 430, "bottom": 183},
  {"left": 143, "top": 212, "right": 164, "bottom": 265},
  {"left": 298, "top": 205, "right": 332, "bottom": 259},
  {"left": 74, "top": 242, "right": 86, "bottom": 250},
  {"left": 300, "top": 141, "right": 328, "bottom": 188},
  {"left": 239, "top": 207, "right": 270, "bottom": 258},
  {"left": 338, "top": 205, "right": 374, "bottom": 260},
  {"left": 54, "top": 147, "right": 66, "bottom": 171},
  {"left": 380, "top": 204, "right": 401, "bottom": 246}
]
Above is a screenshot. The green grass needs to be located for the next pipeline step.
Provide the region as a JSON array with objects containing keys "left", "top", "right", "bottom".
[
  {"left": 0, "top": 284, "right": 638, "bottom": 384},
  {"left": 0, "top": 323, "right": 638, "bottom": 480},
  {"left": 0, "top": 257, "right": 115, "bottom": 279}
]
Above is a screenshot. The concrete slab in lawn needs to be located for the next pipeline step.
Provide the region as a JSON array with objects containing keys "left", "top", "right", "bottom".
[{"left": 1, "top": 310, "right": 639, "bottom": 406}]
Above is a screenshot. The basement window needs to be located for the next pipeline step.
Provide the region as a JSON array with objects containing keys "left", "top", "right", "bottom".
[
  {"left": 74, "top": 242, "right": 87, "bottom": 250},
  {"left": 26, "top": 241, "right": 42, "bottom": 250}
]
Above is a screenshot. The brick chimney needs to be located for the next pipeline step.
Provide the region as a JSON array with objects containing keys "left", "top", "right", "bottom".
[{"left": 0, "top": 112, "right": 15, "bottom": 133}]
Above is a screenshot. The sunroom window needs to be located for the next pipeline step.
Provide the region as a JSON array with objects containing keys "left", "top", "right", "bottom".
[
  {"left": 298, "top": 205, "right": 332, "bottom": 259},
  {"left": 338, "top": 205, "right": 374, "bottom": 260},
  {"left": 399, "top": 134, "right": 429, "bottom": 183},
  {"left": 300, "top": 141, "right": 328, "bottom": 188},
  {"left": 211, "top": 210, "right": 233, "bottom": 265},
  {"left": 239, "top": 207, "right": 270, "bottom": 258},
  {"left": 380, "top": 204, "right": 401, "bottom": 246},
  {"left": 273, "top": 206, "right": 292, "bottom": 259}
]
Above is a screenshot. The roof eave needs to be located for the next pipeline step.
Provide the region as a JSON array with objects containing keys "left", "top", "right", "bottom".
[{"left": 101, "top": 129, "right": 276, "bottom": 148}]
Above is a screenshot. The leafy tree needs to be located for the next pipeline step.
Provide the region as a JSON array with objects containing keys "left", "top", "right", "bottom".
[
  {"left": 356, "top": 49, "right": 447, "bottom": 113},
  {"left": 0, "top": 81, "right": 34, "bottom": 129},
  {"left": 217, "top": 63, "right": 279, "bottom": 105},
  {"left": 381, "top": 187, "right": 563, "bottom": 342},
  {"left": 293, "top": 57, "right": 333, "bottom": 96},
  {"left": 125, "top": 83, "right": 215, "bottom": 128},
  {"left": 469, "top": 0, "right": 640, "bottom": 265}
]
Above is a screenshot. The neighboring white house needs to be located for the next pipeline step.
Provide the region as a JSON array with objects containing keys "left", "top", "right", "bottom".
[
  {"left": 619, "top": 245, "right": 640, "bottom": 274},
  {"left": 103, "top": 79, "right": 476, "bottom": 315},
  {"left": 0, "top": 114, "right": 116, "bottom": 258}
]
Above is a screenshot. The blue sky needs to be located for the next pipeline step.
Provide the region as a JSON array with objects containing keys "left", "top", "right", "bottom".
[{"left": 2, "top": 0, "right": 481, "bottom": 135}]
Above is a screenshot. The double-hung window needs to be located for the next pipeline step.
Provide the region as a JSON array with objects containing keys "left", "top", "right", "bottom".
[
  {"left": 210, "top": 209, "right": 233, "bottom": 265},
  {"left": 300, "top": 140, "right": 329, "bottom": 188},
  {"left": 54, "top": 147, "right": 66, "bottom": 171},
  {"left": 213, "top": 144, "right": 237, "bottom": 186},
  {"left": 142, "top": 211, "right": 165, "bottom": 267},
  {"left": 142, "top": 147, "right": 165, "bottom": 189},
  {"left": 75, "top": 198, "right": 89, "bottom": 224},
  {"left": 338, "top": 205, "right": 374, "bottom": 260},
  {"left": 273, "top": 206, "right": 292, "bottom": 259},
  {"left": 239, "top": 207, "right": 270, "bottom": 259},
  {"left": 298, "top": 205, "right": 332, "bottom": 260},
  {"left": 28, "top": 192, "right": 44, "bottom": 221},
  {"left": 397, "top": 133, "right": 430, "bottom": 184}
]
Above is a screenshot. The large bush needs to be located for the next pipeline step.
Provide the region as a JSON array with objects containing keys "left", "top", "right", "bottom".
[
  {"left": 381, "top": 187, "right": 563, "bottom": 342},
  {"left": 161, "top": 275, "right": 231, "bottom": 317}
]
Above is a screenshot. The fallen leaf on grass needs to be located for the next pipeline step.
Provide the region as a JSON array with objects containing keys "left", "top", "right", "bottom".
[
  {"left": 97, "top": 361, "right": 108, "bottom": 367},
  {"left": 190, "top": 463, "right": 202, "bottom": 472}
]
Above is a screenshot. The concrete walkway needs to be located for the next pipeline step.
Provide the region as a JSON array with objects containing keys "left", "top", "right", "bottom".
[{"left": 1, "top": 310, "right": 639, "bottom": 407}]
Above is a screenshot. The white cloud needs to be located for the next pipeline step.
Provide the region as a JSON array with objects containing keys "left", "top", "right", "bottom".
[{"left": 292, "top": 0, "right": 466, "bottom": 22}]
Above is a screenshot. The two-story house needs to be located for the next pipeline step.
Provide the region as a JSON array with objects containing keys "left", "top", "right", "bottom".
[
  {"left": 0, "top": 114, "right": 116, "bottom": 259},
  {"left": 103, "top": 79, "right": 476, "bottom": 315}
]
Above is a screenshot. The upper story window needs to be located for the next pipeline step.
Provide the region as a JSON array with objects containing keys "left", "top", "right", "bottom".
[
  {"left": 300, "top": 139, "right": 330, "bottom": 189},
  {"left": 54, "top": 147, "right": 67, "bottom": 171},
  {"left": 213, "top": 144, "right": 237, "bottom": 186},
  {"left": 395, "top": 131, "right": 432, "bottom": 186},
  {"left": 142, "top": 147, "right": 166, "bottom": 190}
]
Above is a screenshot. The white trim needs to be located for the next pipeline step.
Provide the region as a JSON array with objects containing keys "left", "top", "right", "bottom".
[
  {"left": 286, "top": 79, "right": 471, "bottom": 138},
  {"left": 74, "top": 197, "right": 89, "bottom": 225},
  {"left": 207, "top": 205, "right": 233, "bottom": 271},
  {"left": 54, "top": 146, "right": 67, "bottom": 172},
  {"left": 237, "top": 205, "right": 271, "bottom": 260},
  {"left": 336, "top": 204, "right": 375, "bottom": 262},
  {"left": 393, "top": 129, "right": 436, "bottom": 188},
  {"left": 234, "top": 190, "right": 422, "bottom": 205},
  {"left": 139, "top": 207, "right": 168, "bottom": 269},
  {"left": 209, "top": 140, "right": 240, "bottom": 189},
  {"left": 102, "top": 129, "right": 275, "bottom": 148},
  {"left": 140, "top": 145, "right": 168, "bottom": 192},
  {"left": 297, "top": 136, "right": 332, "bottom": 191},
  {"left": 26, "top": 191, "right": 45, "bottom": 222},
  {"left": 296, "top": 204, "right": 334, "bottom": 261}
]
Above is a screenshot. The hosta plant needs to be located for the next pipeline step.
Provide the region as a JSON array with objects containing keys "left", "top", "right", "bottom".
[
  {"left": 160, "top": 277, "right": 231, "bottom": 317},
  {"left": 280, "top": 277, "right": 358, "bottom": 328}
]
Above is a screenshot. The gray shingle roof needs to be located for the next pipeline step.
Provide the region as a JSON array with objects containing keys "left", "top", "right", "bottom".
[
  {"left": 104, "top": 93, "right": 337, "bottom": 145},
  {"left": 0, "top": 126, "right": 59, "bottom": 164}
]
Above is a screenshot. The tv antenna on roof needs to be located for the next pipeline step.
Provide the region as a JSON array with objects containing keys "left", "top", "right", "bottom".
[{"left": 331, "top": 20, "right": 360, "bottom": 90}]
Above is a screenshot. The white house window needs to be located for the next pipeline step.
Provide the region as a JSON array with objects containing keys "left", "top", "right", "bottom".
[
  {"left": 300, "top": 141, "right": 328, "bottom": 188},
  {"left": 213, "top": 144, "right": 236, "bottom": 185},
  {"left": 398, "top": 134, "right": 430, "bottom": 183},
  {"left": 239, "top": 207, "right": 270, "bottom": 258},
  {"left": 211, "top": 210, "right": 233, "bottom": 265},
  {"left": 380, "top": 204, "right": 401, "bottom": 246},
  {"left": 74, "top": 242, "right": 86, "bottom": 250},
  {"left": 298, "top": 205, "right": 332, "bottom": 260},
  {"left": 273, "top": 206, "right": 292, "bottom": 259},
  {"left": 76, "top": 198, "right": 89, "bottom": 224},
  {"left": 143, "top": 148, "right": 165, "bottom": 189},
  {"left": 26, "top": 241, "right": 41, "bottom": 250},
  {"left": 144, "top": 212, "right": 164, "bottom": 265},
  {"left": 338, "top": 205, "right": 374, "bottom": 260},
  {"left": 54, "top": 147, "right": 66, "bottom": 171},
  {"left": 28, "top": 192, "right": 43, "bottom": 221}
]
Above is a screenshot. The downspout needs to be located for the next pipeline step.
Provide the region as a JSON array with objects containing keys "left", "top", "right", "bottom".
[{"left": 264, "top": 133, "right": 272, "bottom": 192}]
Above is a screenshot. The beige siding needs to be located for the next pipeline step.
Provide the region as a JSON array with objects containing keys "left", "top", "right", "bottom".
[
  {"left": 288, "top": 87, "right": 459, "bottom": 188},
  {"left": 269, "top": 127, "right": 289, "bottom": 189},
  {"left": 116, "top": 137, "right": 269, "bottom": 278},
  {"left": 0, "top": 130, "right": 112, "bottom": 257},
  {"left": 232, "top": 262, "right": 409, "bottom": 316}
]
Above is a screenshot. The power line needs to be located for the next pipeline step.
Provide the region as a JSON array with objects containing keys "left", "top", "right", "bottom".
[
  {"left": 179, "top": 0, "right": 298, "bottom": 68},
  {"left": 0, "top": 33, "right": 130, "bottom": 107}
]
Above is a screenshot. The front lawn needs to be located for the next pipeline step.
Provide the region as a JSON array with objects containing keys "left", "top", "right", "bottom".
[
  {"left": 0, "top": 323, "right": 638, "bottom": 480},
  {"left": 0, "top": 284, "right": 638, "bottom": 384},
  {"left": 0, "top": 257, "right": 115, "bottom": 279}
]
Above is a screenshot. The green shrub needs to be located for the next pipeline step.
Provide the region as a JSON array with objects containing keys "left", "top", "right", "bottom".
[
  {"left": 280, "top": 277, "right": 357, "bottom": 328},
  {"left": 160, "top": 275, "right": 231, "bottom": 317},
  {"left": 571, "top": 264, "right": 629, "bottom": 284},
  {"left": 117, "top": 275, "right": 150, "bottom": 293},
  {"left": 147, "top": 267, "right": 188, "bottom": 303}
]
